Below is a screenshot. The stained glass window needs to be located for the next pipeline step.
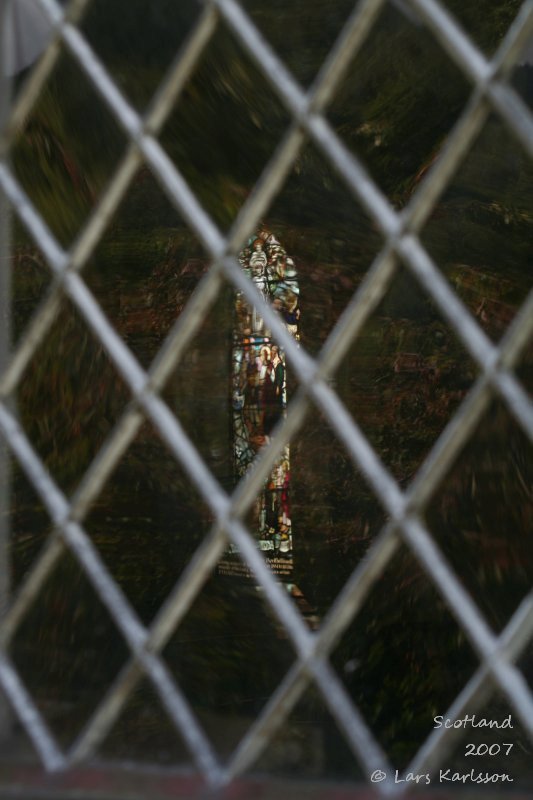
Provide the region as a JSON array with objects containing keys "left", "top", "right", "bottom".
[{"left": 219, "top": 230, "right": 300, "bottom": 580}]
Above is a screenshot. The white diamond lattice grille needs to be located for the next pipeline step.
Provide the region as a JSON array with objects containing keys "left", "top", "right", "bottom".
[{"left": 0, "top": 0, "right": 532, "bottom": 795}]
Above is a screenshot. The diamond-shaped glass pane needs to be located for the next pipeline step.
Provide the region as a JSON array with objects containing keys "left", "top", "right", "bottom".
[
  {"left": 289, "top": 411, "right": 386, "bottom": 616},
  {"left": 83, "top": 167, "right": 213, "bottom": 370},
  {"left": 17, "top": 296, "right": 130, "bottom": 492},
  {"left": 335, "top": 264, "right": 478, "bottom": 484},
  {"left": 255, "top": 687, "right": 366, "bottom": 781},
  {"left": 326, "top": 1, "right": 471, "bottom": 203},
  {"left": 240, "top": 0, "right": 357, "bottom": 87},
  {"left": 160, "top": 572, "right": 296, "bottom": 760},
  {"left": 421, "top": 117, "right": 533, "bottom": 343},
  {"left": 159, "top": 23, "right": 291, "bottom": 230},
  {"left": 11, "top": 49, "right": 127, "bottom": 248},
  {"left": 160, "top": 284, "right": 233, "bottom": 479},
  {"left": 99, "top": 678, "right": 193, "bottom": 765},
  {"left": 426, "top": 399, "right": 533, "bottom": 634},
  {"left": 330, "top": 546, "right": 479, "bottom": 770},
  {"left": 80, "top": 0, "right": 203, "bottom": 112},
  {"left": 10, "top": 551, "right": 130, "bottom": 749},
  {"left": 84, "top": 420, "right": 217, "bottom": 626}
]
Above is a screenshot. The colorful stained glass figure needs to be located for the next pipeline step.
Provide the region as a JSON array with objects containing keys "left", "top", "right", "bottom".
[{"left": 219, "top": 230, "right": 300, "bottom": 581}]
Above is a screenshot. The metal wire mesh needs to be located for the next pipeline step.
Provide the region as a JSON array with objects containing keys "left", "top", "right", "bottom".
[{"left": 0, "top": 0, "right": 532, "bottom": 795}]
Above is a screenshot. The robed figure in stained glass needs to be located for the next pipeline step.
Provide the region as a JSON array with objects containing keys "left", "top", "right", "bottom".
[{"left": 220, "top": 230, "right": 300, "bottom": 580}]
